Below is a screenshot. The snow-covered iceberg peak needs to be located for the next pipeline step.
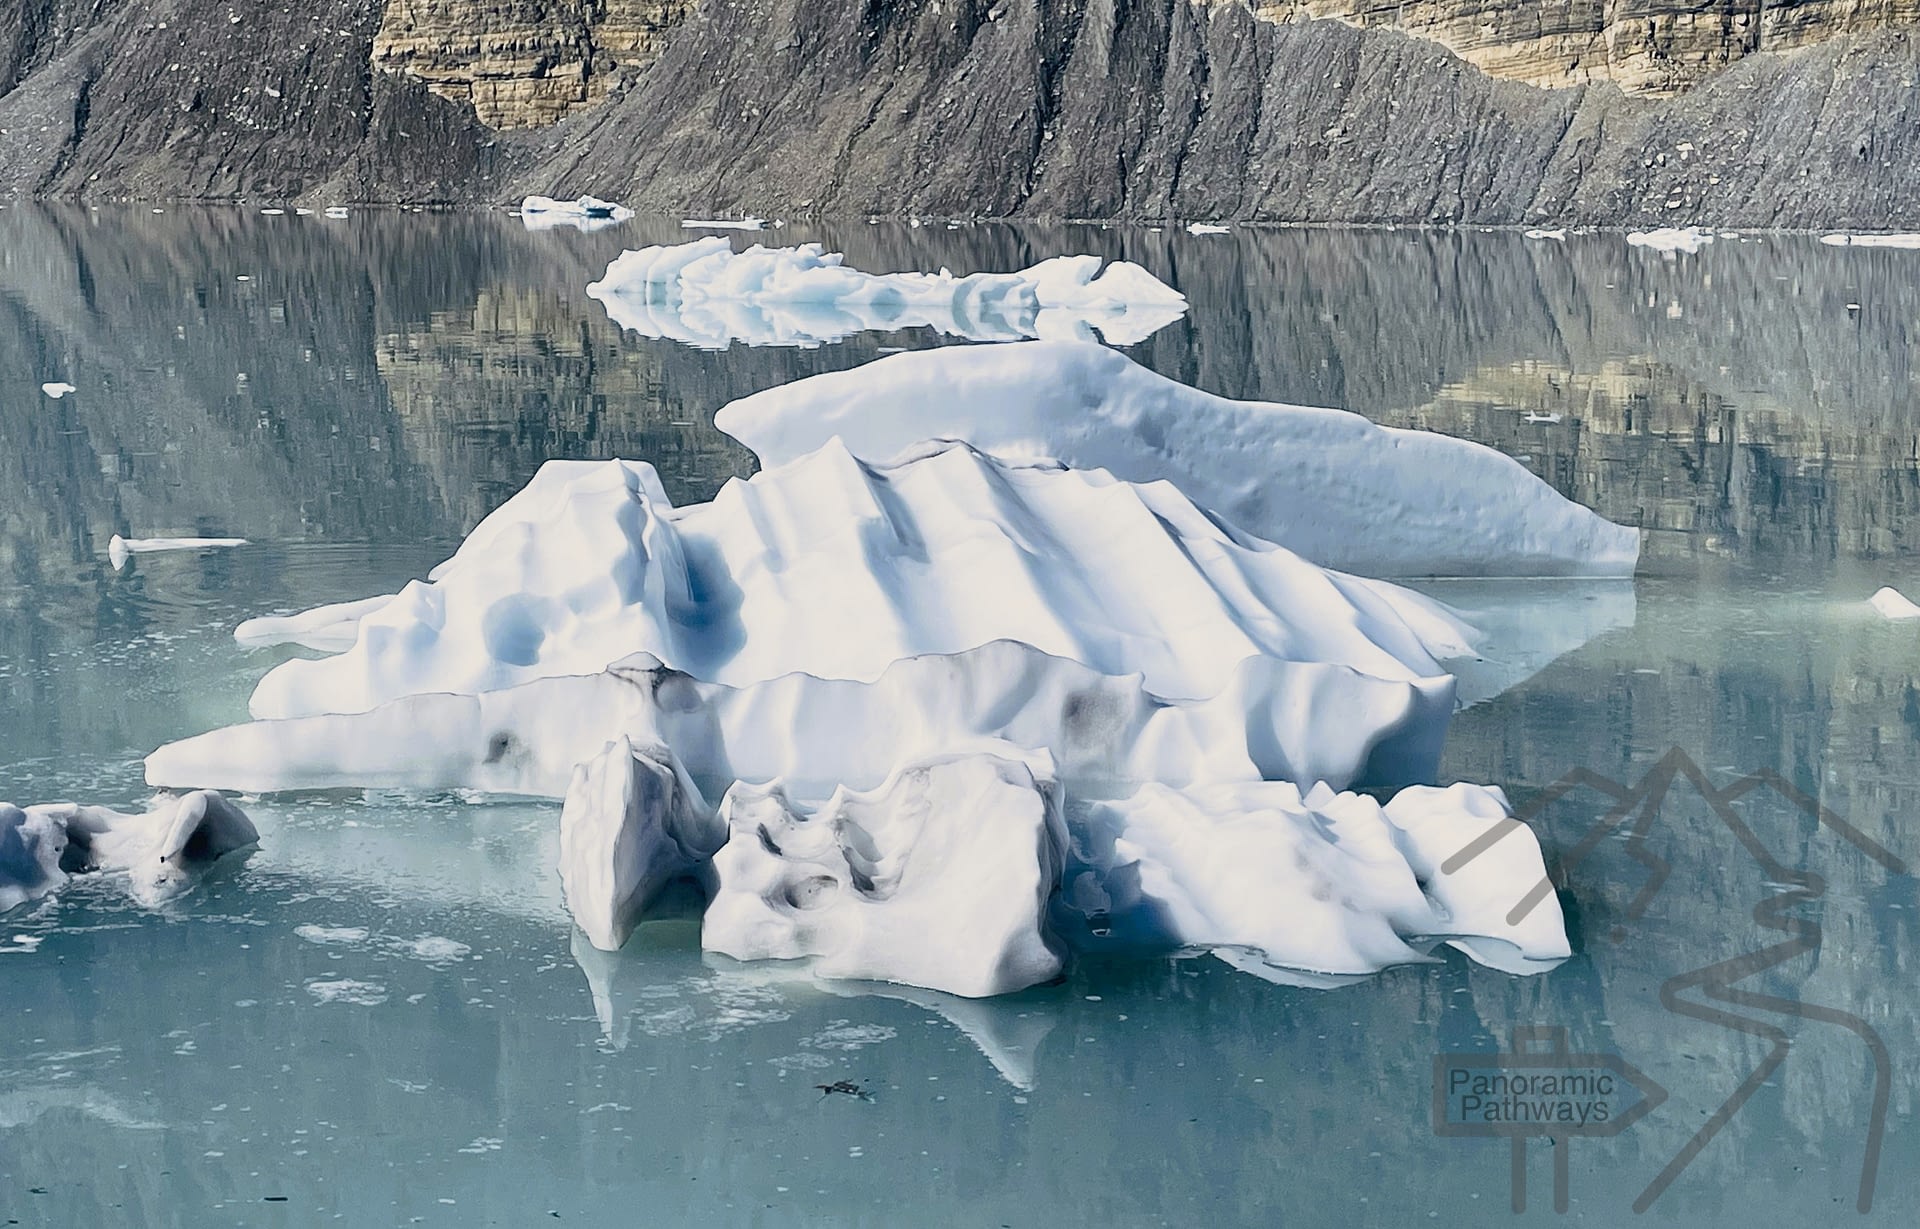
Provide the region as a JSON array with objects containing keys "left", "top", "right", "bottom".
[
  {"left": 584, "top": 239, "right": 1188, "bottom": 348},
  {"left": 243, "top": 439, "right": 1470, "bottom": 722},
  {"left": 716, "top": 341, "right": 1640, "bottom": 578},
  {"left": 704, "top": 751, "right": 1070, "bottom": 998}
]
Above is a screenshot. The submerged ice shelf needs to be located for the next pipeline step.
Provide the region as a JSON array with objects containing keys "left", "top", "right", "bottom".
[
  {"left": 716, "top": 343, "right": 1640, "bottom": 578},
  {"left": 585, "top": 238, "right": 1188, "bottom": 348}
]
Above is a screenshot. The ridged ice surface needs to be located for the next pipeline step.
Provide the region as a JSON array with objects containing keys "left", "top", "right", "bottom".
[
  {"left": 715, "top": 341, "right": 1641, "bottom": 578},
  {"left": 245, "top": 440, "right": 1470, "bottom": 721}
]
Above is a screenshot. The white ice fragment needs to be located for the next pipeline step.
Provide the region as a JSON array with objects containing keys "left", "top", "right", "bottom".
[
  {"left": 704, "top": 753, "right": 1068, "bottom": 997},
  {"left": 681, "top": 217, "right": 765, "bottom": 230},
  {"left": 40, "top": 381, "right": 75, "bottom": 399},
  {"left": 1869, "top": 586, "right": 1920, "bottom": 620},
  {"left": 1626, "top": 227, "right": 1713, "bottom": 254},
  {"left": 1, "top": 803, "right": 69, "bottom": 912},
  {"left": 22, "top": 792, "right": 257, "bottom": 908},
  {"left": 237, "top": 440, "right": 1466, "bottom": 722},
  {"left": 234, "top": 594, "right": 392, "bottom": 652},
  {"left": 1523, "top": 411, "right": 1563, "bottom": 424},
  {"left": 109, "top": 534, "right": 247, "bottom": 570},
  {"left": 1186, "top": 222, "right": 1230, "bottom": 235},
  {"left": 147, "top": 639, "right": 1453, "bottom": 799},
  {"left": 715, "top": 342, "right": 1639, "bottom": 578},
  {"left": 584, "top": 240, "right": 1186, "bottom": 348},
  {"left": 323, "top": 206, "right": 350, "bottom": 219},
  {"left": 519, "top": 194, "right": 634, "bottom": 232},
  {"left": 560, "top": 736, "right": 723, "bottom": 951},
  {"left": 1065, "top": 780, "right": 1567, "bottom": 977},
  {"left": 1523, "top": 228, "right": 1566, "bottom": 241},
  {"left": 1818, "top": 233, "right": 1920, "bottom": 249}
]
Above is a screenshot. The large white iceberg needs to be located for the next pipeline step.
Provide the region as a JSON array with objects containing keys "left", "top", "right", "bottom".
[
  {"left": 584, "top": 238, "right": 1188, "bottom": 348},
  {"left": 714, "top": 343, "right": 1639, "bottom": 578},
  {"left": 703, "top": 752, "right": 1069, "bottom": 998},
  {"left": 147, "top": 639, "right": 1452, "bottom": 800},
  {"left": 241, "top": 441, "right": 1469, "bottom": 722}
]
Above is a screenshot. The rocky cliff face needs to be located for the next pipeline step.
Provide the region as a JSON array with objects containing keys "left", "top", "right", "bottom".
[
  {"left": 2, "top": 0, "right": 1920, "bottom": 225},
  {"left": 1259, "top": 0, "right": 1920, "bottom": 95},
  {"left": 371, "top": 0, "right": 695, "bottom": 127}
]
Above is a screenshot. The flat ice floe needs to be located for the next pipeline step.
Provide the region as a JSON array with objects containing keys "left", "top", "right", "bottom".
[
  {"left": 1870, "top": 586, "right": 1920, "bottom": 619},
  {"left": 716, "top": 342, "right": 1640, "bottom": 578},
  {"left": 109, "top": 534, "right": 248, "bottom": 570},
  {"left": 148, "top": 638, "right": 1453, "bottom": 799},
  {"left": 1626, "top": 227, "right": 1714, "bottom": 254},
  {"left": 518, "top": 194, "right": 634, "bottom": 231},
  {"left": 584, "top": 238, "right": 1188, "bottom": 347},
  {"left": 1820, "top": 233, "right": 1920, "bottom": 249},
  {"left": 240, "top": 440, "right": 1468, "bottom": 721}
]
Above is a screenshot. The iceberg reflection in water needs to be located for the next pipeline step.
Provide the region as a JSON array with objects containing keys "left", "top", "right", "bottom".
[{"left": 586, "top": 238, "right": 1190, "bottom": 348}]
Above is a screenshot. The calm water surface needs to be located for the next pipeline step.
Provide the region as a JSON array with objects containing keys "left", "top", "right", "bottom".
[{"left": 2, "top": 207, "right": 1918, "bottom": 1226}]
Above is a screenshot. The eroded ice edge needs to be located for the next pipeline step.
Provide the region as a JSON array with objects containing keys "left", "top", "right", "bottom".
[
  {"left": 128, "top": 342, "right": 1638, "bottom": 998},
  {"left": 584, "top": 238, "right": 1189, "bottom": 348}
]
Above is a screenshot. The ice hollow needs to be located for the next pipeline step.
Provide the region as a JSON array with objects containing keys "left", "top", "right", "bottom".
[
  {"left": 560, "top": 736, "right": 724, "bottom": 951},
  {"left": 715, "top": 342, "right": 1640, "bottom": 578},
  {"left": 242, "top": 440, "right": 1469, "bottom": 721},
  {"left": 585, "top": 239, "right": 1188, "bottom": 348},
  {"left": 149, "top": 639, "right": 1452, "bottom": 799},
  {"left": 703, "top": 753, "right": 1069, "bottom": 998}
]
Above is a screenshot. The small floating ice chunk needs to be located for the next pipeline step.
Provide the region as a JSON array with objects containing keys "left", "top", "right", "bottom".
[
  {"left": 1523, "top": 228, "right": 1566, "bottom": 241},
  {"left": 560, "top": 736, "right": 723, "bottom": 951},
  {"left": 681, "top": 217, "right": 765, "bottom": 230},
  {"left": 40, "top": 381, "right": 76, "bottom": 399},
  {"left": 704, "top": 753, "right": 1068, "bottom": 998},
  {"left": 519, "top": 194, "right": 634, "bottom": 232},
  {"left": 1, "top": 803, "right": 70, "bottom": 912},
  {"left": 235, "top": 594, "right": 392, "bottom": 652},
  {"left": 109, "top": 534, "right": 247, "bottom": 570},
  {"left": 323, "top": 206, "right": 350, "bottom": 219},
  {"left": 1523, "top": 411, "right": 1563, "bottom": 424},
  {"left": 1626, "top": 227, "right": 1713, "bottom": 254},
  {"left": 585, "top": 240, "right": 1187, "bottom": 348},
  {"left": 1186, "top": 222, "right": 1230, "bottom": 235},
  {"left": 1870, "top": 586, "right": 1920, "bottom": 619},
  {"left": 17, "top": 792, "right": 257, "bottom": 908},
  {"left": 1819, "top": 233, "right": 1920, "bottom": 249}
]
